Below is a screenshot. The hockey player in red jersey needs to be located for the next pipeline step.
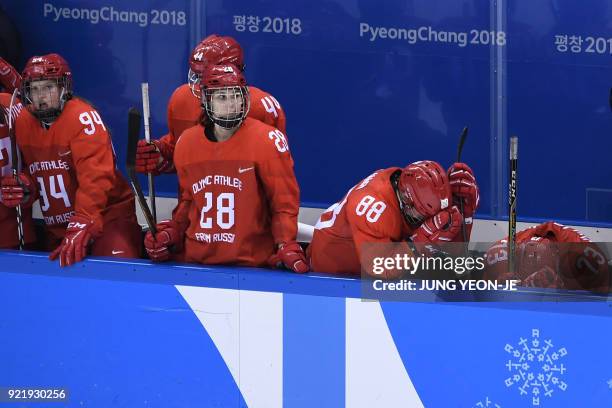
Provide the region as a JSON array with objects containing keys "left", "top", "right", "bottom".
[
  {"left": 484, "top": 222, "right": 610, "bottom": 292},
  {"left": 143, "top": 63, "right": 307, "bottom": 272},
  {"left": 0, "top": 54, "right": 142, "bottom": 265},
  {"left": 135, "top": 34, "right": 286, "bottom": 174},
  {"left": 307, "top": 160, "right": 480, "bottom": 278},
  {"left": 0, "top": 92, "right": 36, "bottom": 248}
]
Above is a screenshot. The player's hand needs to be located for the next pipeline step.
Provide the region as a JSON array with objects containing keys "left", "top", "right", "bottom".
[
  {"left": 410, "top": 206, "right": 463, "bottom": 244},
  {"left": 0, "top": 57, "right": 21, "bottom": 93},
  {"left": 447, "top": 162, "right": 479, "bottom": 221},
  {"left": 270, "top": 241, "right": 309, "bottom": 273},
  {"left": 49, "top": 214, "right": 100, "bottom": 267},
  {"left": 144, "top": 220, "right": 183, "bottom": 262},
  {"left": 0, "top": 174, "right": 37, "bottom": 208},
  {"left": 136, "top": 140, "right": 163, "bottom": 173}
]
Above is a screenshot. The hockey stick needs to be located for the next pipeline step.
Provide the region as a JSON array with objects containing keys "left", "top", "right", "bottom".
[
  {"left": 141, "top": 83, "right": 157, "bottom": 223},
  {"left": 456, "top": 126, "right": 468, "bottom": 243},
  {"left": 127, "top": 107, "right": 157, "bottom": 234},
  {"left": 456, "top": 126, "right": 468, "bottom": 162},
  {"left": 7, "top": 89, "right": 24, "bottom": 250},
  {"left": 508, "top": 136, "right": 518, "bottom": 274}
]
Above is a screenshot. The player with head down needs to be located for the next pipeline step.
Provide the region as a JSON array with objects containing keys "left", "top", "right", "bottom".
[
  {"left": 143, "top": 63, "right": 307, "bottom": 272},
  {"left": 0, "top": 57, "right": 37, "bottom": 249},
  {"left": 135, "top": 34, "right": 286, "bottom": 174},
  {"left": 484, "top": 222, "right": 610, "bottom": 293},
  {"left": 0, "top": 54, "right": 142, "bottom": 265},
  {"left": 307, "top": 160, "right": 480, "bottom": 278}
]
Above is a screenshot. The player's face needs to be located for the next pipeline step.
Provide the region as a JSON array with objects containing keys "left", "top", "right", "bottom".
[
  {"left": 210, "top": 87, "right": 244, "bottom": 119},
  {"left": 29, "top": 80, "right": 61, "bottom": 111}
]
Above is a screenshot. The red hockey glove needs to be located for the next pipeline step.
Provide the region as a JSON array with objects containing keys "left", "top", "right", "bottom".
[
  {"left": 0, "top": 57, "right": 21, "bottom": 93},
  {"left": 144, "top": 220, "right": 183, "bottom": 262},
  {"left": 269, "top": 241, "right": 309, "bottom": 273},
  {"left": 135, "top": 140, "right": 162, "bottom": 173},
  {"left": 411, "top": 206, "right": 464, "bottom": 244},
  {"left": 49, "top": 214, "right": 100, "bottom": 267},
  {"left": 0, "top": 174, "right": 37, "bottom": 208},
  {"left": 447, "top": 162, "right": 479, "bottom": 221}
]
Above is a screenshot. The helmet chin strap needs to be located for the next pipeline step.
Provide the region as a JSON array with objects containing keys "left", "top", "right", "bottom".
[{"left": 58, "top": 87, "right": 67, "bottom": 111}]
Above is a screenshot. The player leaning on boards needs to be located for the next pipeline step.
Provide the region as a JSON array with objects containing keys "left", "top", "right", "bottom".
[
  {"left": 0, "top": 54, "right": 142, "bottom": 266},
  {"left": 307, "top": 160, "right": 480, "bottom": 278},
  {"left": 135, "top": 34, "right": 286, "bottom": 174},
  {"left": 484, "top": 222, "right": 609, "bottom": 293},
  {"left": 0, "top": 58, "right": 36, "bottom": 249},
  {"left": 144, "top": 63, "right": 308, "bottom": 273}
]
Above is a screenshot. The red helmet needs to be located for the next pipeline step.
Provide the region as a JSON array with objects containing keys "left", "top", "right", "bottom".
[
  {"left": 21, "top": 53, "right": 72, "bottom": 123},
  {"left": 201, "top": 64, "right": 250, "bottom": 129},
  {"left": 517, "top": 237, "right": 560, "bottom": 280},
  {"left": 188, "top": 34, "right": 245, "bottom": 97},
  {"left": 0, "top": 57, "right": 22, "bottom": 93},
  {"left": 397, "top": 160, "right": 451, "bottom": 224}
]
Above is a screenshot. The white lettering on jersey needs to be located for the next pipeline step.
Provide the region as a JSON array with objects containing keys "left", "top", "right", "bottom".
[
  {"left": 192, "top": 175, "right": 243, "bottom": 194},
  {"left": 213, "top": 233, "right": 235, "bottom": 243},
  {"left": 29, "top": 159, "right": 70, "bottom": 174},
  {"left": 268, "top": 129, "right": 289, "bottom": 153},
  {"left": 43, "top": 210, "right": 75, "bottom": 226},
  {"left": 195, "top": 232, "right": 211, "bottom": 243},
  {"left": 355, "top": 195, "right": 387, "bottom": 223},
  {"left": 261, "top": 95, "right": 281, "bottom": 118},
  {"left": 79, "top": 110, "right": 106, "bottom": 135},
  {"left": 315, "top": 171, "right": 379, "bottom": 230},
  {"left": 199, "top": 192, "right": 235, "bottom": 230},
  {"left": 194, "top": 232, "right": 235, "bottom": 244}
]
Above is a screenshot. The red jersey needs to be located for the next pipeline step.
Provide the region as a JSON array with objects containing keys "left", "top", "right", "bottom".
[
  {"left": 173, "top": 118, "right": 299, "bottom": 267},
  {"left": 0, "top": 93, "right": 35, "bottom": 248},
  {"left": 15, "top": 98, "right": 136, "bottom": 244},
  {"left": 308, "top": 168, "right": 416, "bottom": 277},
  {"left": 484, "top": 222, "right": 609, "bottom": 292},
  {"left": 158, "top": 84, "right": 286, "bottom": 169}
]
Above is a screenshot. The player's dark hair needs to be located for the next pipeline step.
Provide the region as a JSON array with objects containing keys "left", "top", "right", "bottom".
[{"left": 390, "top": 169, "right": 402, "bottom": 200}]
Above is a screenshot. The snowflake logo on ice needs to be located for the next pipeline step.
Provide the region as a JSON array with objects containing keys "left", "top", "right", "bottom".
[
  {"left": 472, "top": 396, "right": 501, "bottom": 407},
  {"left": 607, "top": 378, "right": 612, "bottom": 389},
  {"left": 504, "top": 329, "right": 568, "bottom": 406}
]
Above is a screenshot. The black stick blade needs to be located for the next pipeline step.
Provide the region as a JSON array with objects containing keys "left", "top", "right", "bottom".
[
  {"left": 125, "top": 107, "right": 156, "bottom": 234},
  {"left": 457, "top": 126, "right": 468, "bottom": 162},
  {"left": 127, "top": 107, "right": 142, "bottom": 168}
]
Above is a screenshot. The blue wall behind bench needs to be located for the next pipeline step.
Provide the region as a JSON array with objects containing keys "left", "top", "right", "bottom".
[{"left": 2, "top": 0, "right": 611, "bottom": 224}]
